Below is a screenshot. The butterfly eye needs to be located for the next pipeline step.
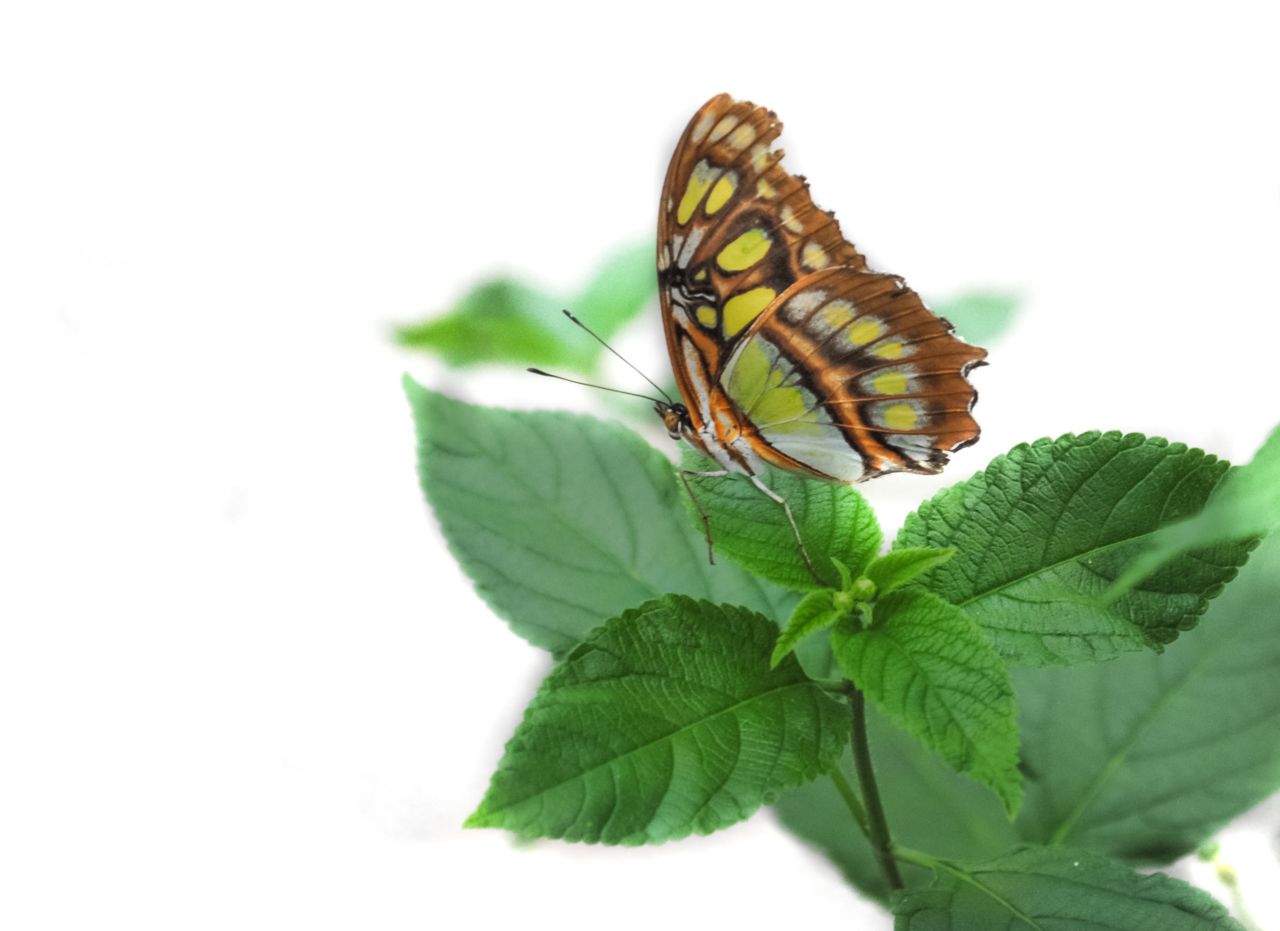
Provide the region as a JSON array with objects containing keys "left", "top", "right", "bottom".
[{"left": 656, "top": 404, "right": 684, "bottom": 440}]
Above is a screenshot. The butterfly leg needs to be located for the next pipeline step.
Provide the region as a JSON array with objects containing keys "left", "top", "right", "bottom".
[
  {"left": 679, "top": 469, "right": 728, "bottom": 565},
  {"left": 748, "top": 474, "right": 825, "bottom": 586}
]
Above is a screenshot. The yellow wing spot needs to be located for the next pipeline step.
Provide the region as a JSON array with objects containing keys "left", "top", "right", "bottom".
[
  {"left": 717, "top": 229, "right": 772, "bottom": 272},
  {"left": 781, "top": 205, "right": 803, "bottom": 234},
  {"left": 875, "top": 340, "right": 906, "bottom": 359},
  {"left": 677, "top": 160, "right": 719, "bottom": 225},
  {"left": 722, "top": 287, "right": 776, "bottom": 337},
  {"left": 819, "top": 300, "right": 853, "bottom": 328},
  {"left": 756, "top": 178, "right": 777, "bottom": 199},
  {"left": 706, "top": 172, "right": 738, "bottom": 215},
  {"left": 847, "top": 319, "right": 883, "bottom": 345},
  {"left": 695, "top": 305, "right": 718, "bottom": 328},
  {"left": 750, "top": 144, "right": 772, "bottom": 173},
  {"left": 727, "top": 123, "right": 757, "bottom": 151},
  {"left": 872, "top": 371, "right": 909, "bottom": 395},
  {"left": 802, "top": 241, "right": 830, "bottom": 270},
  {"left": 708, "top": 115, "right": 739, "bottom": 143},
  {"left": 881, "top": 403, "right": 919, "bottom": 431},
  {"left": 693, "top": 268, "right": 707, "bottom": 281}
]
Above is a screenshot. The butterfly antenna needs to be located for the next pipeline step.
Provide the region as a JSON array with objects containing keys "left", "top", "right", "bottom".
[
  {"left": 559, "top": 309, "right": 675, "bottom": 404},
  {"left": 527, "top": 368, "right": 667, "bottom": 405}
]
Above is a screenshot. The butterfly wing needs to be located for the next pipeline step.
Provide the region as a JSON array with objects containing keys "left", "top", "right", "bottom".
[
  {"left": 720, "top": 268, "right": 986, "bottom": 480},
  {"left": 658, "top": 94, "right": 867, "bottom": 428},
  {"left": 658, "top": 94, "right": 986, "bottom": 480}
]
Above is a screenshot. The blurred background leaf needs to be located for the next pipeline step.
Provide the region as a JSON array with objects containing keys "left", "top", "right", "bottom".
[
  {"left": 1012, "top": 531, "right": 1280, "bottom": 863},
  {"left": 570, "top": 242, "right": 658, "bottom": 339},
  {"left": 933, "top": 291, "right": 1021, "bottom": 345},
  {"left": 395, "top": 237, "right": 1018, "bottom": 376},
  {"left": 394, "top": 241, "right": 655, "bottom": 373}
]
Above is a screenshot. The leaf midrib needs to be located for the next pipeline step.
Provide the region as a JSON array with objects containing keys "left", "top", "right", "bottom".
[
  {"left": 932, "top": 859, "right": 1045, "bottom": 930},
  {"left": 480, "top": 677, "right": 820, "bottom": 818},
  {"left": 868, "top": 615, "right": 1016, "bottom": 807},
  {"left": 1044, "top": 623, "right": 1239, "bottom": 846},
  {"left": 954, "top": 526, "right": 1170, "bottom": 610},
  {"left": 950, "top": 448, "right": 1229, "bottom": 612}
]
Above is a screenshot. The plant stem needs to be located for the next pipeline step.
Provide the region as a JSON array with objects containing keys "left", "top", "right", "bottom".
[
  {"left": 827, "top": 767, "right": 870, "bottom": 839},
  {"left": 893, "top": 845, "right": 941, "bottom": 871},
  {"left": 848, "top": 685, "right": 904, "bottom": 891}
]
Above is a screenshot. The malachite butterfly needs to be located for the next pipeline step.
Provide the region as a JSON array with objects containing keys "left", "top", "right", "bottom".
[{"left": 653, "top": 94, "right": 987, "bottom": 578}]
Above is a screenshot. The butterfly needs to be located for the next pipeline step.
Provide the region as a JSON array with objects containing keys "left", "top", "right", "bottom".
[{"left": 652, "top": 94, "right": 987, "bottom": 579}]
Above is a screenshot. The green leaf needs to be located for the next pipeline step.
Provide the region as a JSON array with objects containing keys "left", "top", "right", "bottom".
[
  {"left": 406, "top": 378, "right": 797, "bottom": 652},
  {"left": 892, "top": 845, "right": 1242, "bottom": 930},
  {"left": 897, "top": 432, "right": 1254, "bottom": 665},
  {"left": 933, "top": 290, "right": 1021, "bottom": 345},
  {"left": 680, "top": 450, "right": 883, "bottom": 591},
  {"left": 467, "top": 596, "right": 848, "bottom": 844},
  {"left": 1107, "top": 424, "right": 1280, "bottom": 597},
  {"left": 831, "top": 589, "right": 1022, "bottom": 814},
  {"left": 773, "top": 707, "right": 1016, "bottom": 904},
  {"left": 394, "top": 242, "right": 655, "bottom": 372},
  {"left": 865, "top": 547, "right": 956, "bottom": 595},
  {"left": 568, "top": 241, "right": 657, "bottom": 339},
  {"left": 830, "top": 555, "right": 856, "bottom": 590},
  {"left": 771, "top": 590, "right": 848, "bottom": 668},
  {"left": 1014, "top": 531, "right": 1280, "bottom": 862},
  {"left": 395, "top": 278, "right": 568, "bottom": 366}
]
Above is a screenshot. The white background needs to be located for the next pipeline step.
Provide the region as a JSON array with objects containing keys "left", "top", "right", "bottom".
[{"left": 3, "top": 2, "right": 1279, "bottom": 928}]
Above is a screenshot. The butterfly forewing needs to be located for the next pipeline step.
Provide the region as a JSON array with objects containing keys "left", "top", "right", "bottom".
[
  {"left": 658, "top": 97, "right": 866, "bottom": 404},
  {"left": 659, "top": 94, "right": 986, "bottom": 481}
]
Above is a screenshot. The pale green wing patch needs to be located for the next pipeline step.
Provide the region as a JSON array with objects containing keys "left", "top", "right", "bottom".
[{"left": 721, "top": 330, "right": 863, "bottom": 482}]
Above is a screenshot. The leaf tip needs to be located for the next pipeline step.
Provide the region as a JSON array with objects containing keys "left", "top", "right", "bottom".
[
  {"left": 463, "top": 805, "right": 496, "bottom": 830},
  {"left": 1001, "top": 783, "right": 1024, "bottom": 820},
  {"left": 402, "top": 371, "right": 426, "bottom": 399}
]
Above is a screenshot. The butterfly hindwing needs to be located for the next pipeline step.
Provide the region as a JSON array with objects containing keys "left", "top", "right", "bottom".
[{"left": 722, "top": 269, "right": 986, "bottom": 478}]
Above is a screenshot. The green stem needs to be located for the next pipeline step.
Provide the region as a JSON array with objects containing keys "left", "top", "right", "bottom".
[
  {"left": 893, "top": 845, "right": 941, "bottom": 871},
  {"left": 827, "top": 767, "right": 870, "bottom": 839},
  {"left": 848, "top": 686, "right": 904, "bottom": 891}
]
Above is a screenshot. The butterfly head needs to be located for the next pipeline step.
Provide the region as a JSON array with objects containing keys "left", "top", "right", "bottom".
[{"left": 655, "top": 401, "right": 692, "bottom": 440}]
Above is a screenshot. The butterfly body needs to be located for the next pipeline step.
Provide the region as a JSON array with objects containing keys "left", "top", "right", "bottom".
[
  {"left": 656, "top": 393, "right": 769, "bottom": 478},
  {"left": 657, "top": 95, "right": 987, "bottom": 488}
]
